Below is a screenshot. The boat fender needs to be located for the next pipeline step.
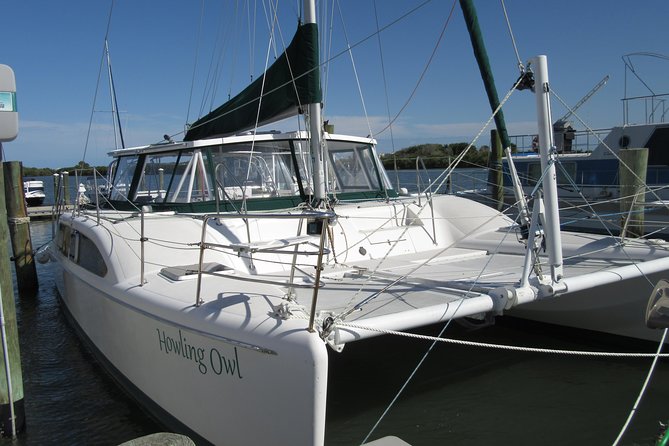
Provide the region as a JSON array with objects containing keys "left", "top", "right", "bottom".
[{"left": 35, "top": 243, "right": 51, "bottom": 265}]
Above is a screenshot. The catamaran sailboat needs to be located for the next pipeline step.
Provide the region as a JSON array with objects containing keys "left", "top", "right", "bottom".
[{"left": 48, "top": 2, "right": 669, "bottom": 445}]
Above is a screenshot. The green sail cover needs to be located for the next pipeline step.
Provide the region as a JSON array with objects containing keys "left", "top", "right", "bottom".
[{"left": 184, "top": 23, "right": 321, "bottom": 141}]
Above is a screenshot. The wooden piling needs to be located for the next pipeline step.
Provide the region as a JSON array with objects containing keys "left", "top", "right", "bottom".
[
  {"left": 3, "top": 162, "right": 37, "bottom": 295},
  {"left": 0, "top": 163, "right": 25, "bottom": 436},
  {"left": 52, "top": 173, "right": 59, "bottom": 204},
  {"left": 62, "top": 171, "right": 70, "bottom": 205},
  {"left": 488, "top": 129, "right": 504, "bottom": 211},
  {"left": 619, "top": 147, "right": 648, "bottom": 238}
]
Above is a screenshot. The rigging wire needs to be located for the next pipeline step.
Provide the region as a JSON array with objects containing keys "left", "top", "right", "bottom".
[
  {"left": 174, "top": 0, "right": 437, "bottom": 141},
  {"left": 104, "top": 39, "right": 125, "bottom": 149},
  {"left": 612, "top": 328, "right": 668, "bottom": 445},
  {"left": 429, "top": 70, "right": 525, "bottom": 195},
  {"left": 241, "top": 0, "right": 280, "bottom": 213},
  {"left": 332, "top": 70, "right": 524, "bottom": 318},
  {"left": 360, "top": 217, "right": 523, "bottom": 445},
  {"left": 82, "top": 0, "right": 116, "bottom": 164},
  {"left": 261, "top": 0, "right": 281, "bottom": 61},
  {"left": 248, "top": 0, "right": 257, "bottom": 81},
  {"left": 500, "top": 0, "right": 524, "bottom": 73},
  {"left": 185, "top": 0, "right": 205, "bottom": 128},
  {"left": 226, "top": 0, "right": 242, "bottom": 102},
  {"left": 374, "top": 0, "right": 457, "bottom": 138},
  {"left": 198, "top": 2, "right": 227, "bottom": 117},
  {"left": 210, "top": 2, "right": 238, "bottom": 112},
  {"left": 334, "top": 0, "right": 373, "bottom": 140},
  {"left": 320, "top": 0, "right": 336, "bottom": 117},
  {"left": 372, "top": 0, "right": 400, "bottom": 192},
  {"left": 549, "top": 86, "right": 669, "bottom": 221}
]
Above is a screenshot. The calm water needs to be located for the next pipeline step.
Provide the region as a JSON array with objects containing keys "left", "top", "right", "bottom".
[{"left": 4, "top": 171, "right": 669, "bottom": 445}]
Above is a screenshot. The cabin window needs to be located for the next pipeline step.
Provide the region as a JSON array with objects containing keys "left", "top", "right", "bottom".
[
  {"left": 110, "top": 156, "right": 139, "bottom": 201},
  {"left": 164, "top": 149, "right": 213, "bottom": 203},
  {"left": 76, "top": 234, "right": 108, "bottom": 277},
  {"left": 646, "top": 127, "right": 669, "bottom": 166},
  {"left": 56, "top": 223, "right": 107, "bottom": 276},
  {"left": 210, "top": 141, "right": 302, "bottom": 200},
  {"left": 326, "top": 141, "right": 381, "bottom": 192},
  {"left": 134, "top": 152, "right": 180, "bottom": 203}
]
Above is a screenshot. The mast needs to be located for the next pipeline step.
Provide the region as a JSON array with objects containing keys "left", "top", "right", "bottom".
[
  {"left": 531, "top": 55, "right": 563, "bottom": 283},
  {"left": 459, "top": 0, "right": 512, "bottom": 151},
  {"left": 303, "top": 0, "right": 325, "bottom": 203},
  {"left": 105, "top": 39, "right": 125, "bottom": 149}
]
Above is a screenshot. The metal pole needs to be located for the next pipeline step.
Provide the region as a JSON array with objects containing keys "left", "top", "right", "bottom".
[
  {"left": 308, "top": 217, "right": 328, "bottom": 332},
  {"left": 140, "top": 208, "right": 146, "bottom": 286},
  {"left": 195, "top": 216, "right": 209, "bottom": 307},
  {"left": 531, "top": 55, "right": 563, "bottom": 282},
  {"left": 93, "top": 169, "right": 101, "bottom": 225},
  {"left": 303, "top": 0, "right": 325, "bottom": 204}
]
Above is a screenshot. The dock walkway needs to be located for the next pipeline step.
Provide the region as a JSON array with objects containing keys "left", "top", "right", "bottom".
[{"left": 26, "top": 205, "right": 72, "bottom": 221}]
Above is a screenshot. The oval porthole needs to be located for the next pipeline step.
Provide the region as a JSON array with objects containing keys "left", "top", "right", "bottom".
[{"left": 619, "top": 135, "right": 630, "bottom": 148}]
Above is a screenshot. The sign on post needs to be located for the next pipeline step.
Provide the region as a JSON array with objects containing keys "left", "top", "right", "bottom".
[{"left": 0, "top": 65, "right": 18, "bottom": 142}]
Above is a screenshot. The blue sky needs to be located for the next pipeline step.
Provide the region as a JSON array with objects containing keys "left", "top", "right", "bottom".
[{"left": 1, "top": 0, "right": 668, "bottom": 168}]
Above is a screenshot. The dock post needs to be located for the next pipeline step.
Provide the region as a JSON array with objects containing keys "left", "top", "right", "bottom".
[
  {"left": 619, "top": 148, "right": 648, "bottom": 238},
  {"left": 52, "top": 173, "right": 59, "bottom": 204},
  {"left": 0, "top": 156, "right": 26, "bottom": 437},
  {"left": 488, "top": 129, "right": 504, "bottom": 211},
  {"left": 62, "top": 171, "right": 70, "bottom": 206},
  {"left": 2, "top": 161, "right": 37, "bottom": 295}
]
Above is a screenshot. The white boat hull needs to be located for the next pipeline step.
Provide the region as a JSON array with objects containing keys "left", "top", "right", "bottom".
[
  {"left": 50, "top": 191, "right": 669, "bottom": 444},
  {"left": 53, "top": 253, "right": 328, "bottom": 446},
  {"left": 509, "top": 275, "right": 666, "bottom": 342}
]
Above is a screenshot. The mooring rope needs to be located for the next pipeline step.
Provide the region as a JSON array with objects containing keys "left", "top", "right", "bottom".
[{"left": 336, "top": 321, "right": 669, "bottom": 358}]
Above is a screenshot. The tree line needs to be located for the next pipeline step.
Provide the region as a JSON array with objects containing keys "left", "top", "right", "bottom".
[
  {"left": 22, "top": 161, "right": 108, "bottom": 178},
  {"left": 379, "top": 143, "right": 493, "bottom": 170}
]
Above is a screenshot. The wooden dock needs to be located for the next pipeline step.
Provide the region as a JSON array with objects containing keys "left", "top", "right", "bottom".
[{"left": 26, "top": 205, "right": 72, "bottom": 221}]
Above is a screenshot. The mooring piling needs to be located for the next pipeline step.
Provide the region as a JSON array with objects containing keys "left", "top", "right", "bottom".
[
  {"left": 3, "top": 161, "right": 37, "bottom": 295},
  {"left": 0, "top": 64, "right": 26, "bottom": 437},
  {"left": 488, "top": 129, "right": 504, "bottom": 212},
  {"left": 0, "top": 153, "right": 26, "bottom": 437},
  {"left": 619, "top": 147, "right": 648, "bottom": 238}
]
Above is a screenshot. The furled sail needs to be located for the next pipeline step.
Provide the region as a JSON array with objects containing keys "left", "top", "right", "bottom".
[{"left": 184, "top": 23, "right": 321, "bottom": 141}]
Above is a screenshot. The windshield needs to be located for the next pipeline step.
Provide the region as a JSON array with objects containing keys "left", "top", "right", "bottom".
[{"left": 210, "top": 140, "right": 304, "bottom": 200}]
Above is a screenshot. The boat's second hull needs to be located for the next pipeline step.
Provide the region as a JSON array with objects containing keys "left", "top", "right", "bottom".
[{"left": 509, "top": 272, "right": 666, "bottom": 343}]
